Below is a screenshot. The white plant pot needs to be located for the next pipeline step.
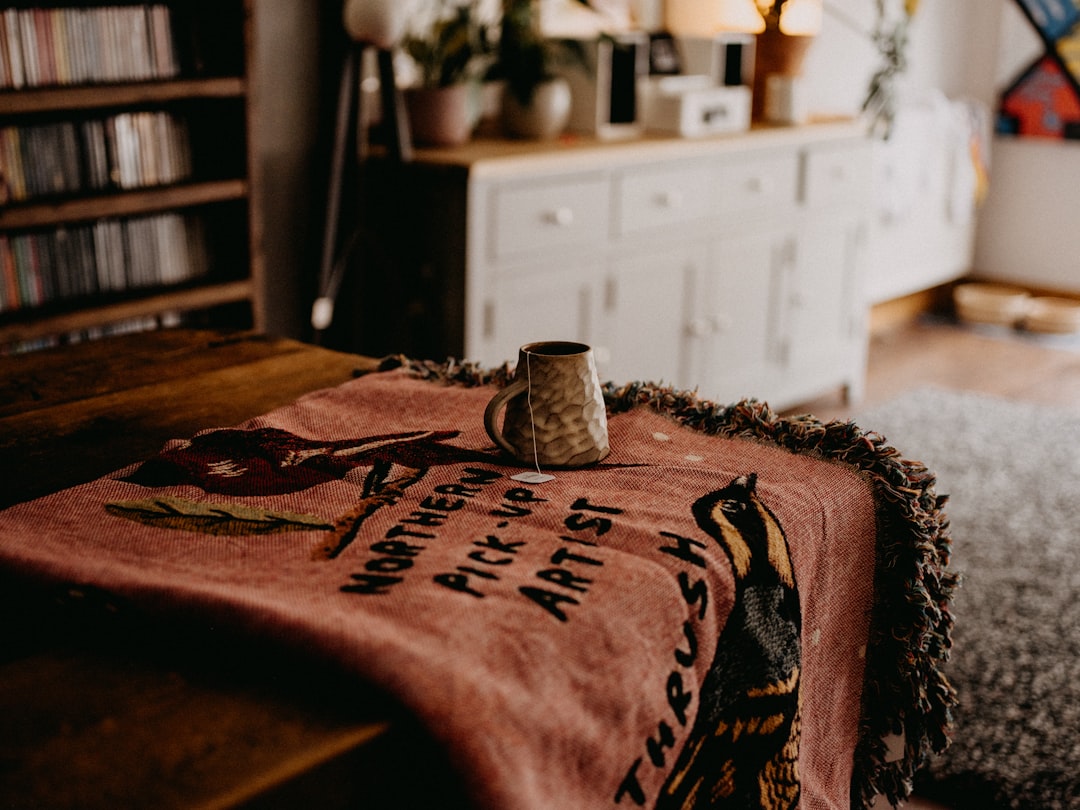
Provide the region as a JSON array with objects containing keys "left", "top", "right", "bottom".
[{"left": 501, "top": 77, "right": 572, "bottom": 141}]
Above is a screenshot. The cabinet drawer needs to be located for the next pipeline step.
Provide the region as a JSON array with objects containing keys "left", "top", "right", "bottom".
[
  {"left": 616, "top": 163, "right": 710, "bottom": 235},
  {"left": 713, "top": 153, "right": 799, "bottom": 217},
  {"left": 803, "top": 144, "right": 869, "bottom": 208},
  {"left": 490, "top": 176, "right": 610, "bottom": 262}
]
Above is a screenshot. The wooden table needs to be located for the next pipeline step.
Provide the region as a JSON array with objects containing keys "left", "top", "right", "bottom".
[{"left": 0, "top": 329, "right": 472, "bottom": 808}]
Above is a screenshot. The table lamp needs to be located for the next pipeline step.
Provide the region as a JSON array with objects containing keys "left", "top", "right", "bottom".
[
  {"left": 313, "top": 0, "right": 421, "bottom": 336},
  {"left": 718, "top": 0, "right": 767, "bottom": 32},
  {"left": 342, "top": 0, "right": 416, "bottom": 48},
  {"left": 770, "top": 0, "right": 822, "bottom": 35},
  {"left": 752, "top": 0, "right": 821, "bottom": 121},
  {"left": 665, "top": 0, "right": 765, "bottom": 35}
]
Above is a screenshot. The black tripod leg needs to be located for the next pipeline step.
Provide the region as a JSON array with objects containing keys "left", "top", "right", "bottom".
[
  {"left": 313, "top": 45, "right": 362, "bottom": 339},
  {"left": 377, "top": 47, "right": 412, "bottom": 163}
]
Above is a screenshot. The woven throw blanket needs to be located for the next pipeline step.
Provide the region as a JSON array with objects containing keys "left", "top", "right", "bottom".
[{"left": 0, "top": 362, "right": 956, "bottom": 810}]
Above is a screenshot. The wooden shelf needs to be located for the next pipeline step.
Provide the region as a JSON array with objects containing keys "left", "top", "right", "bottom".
[
  {"left": 0, "top": 279, "right": 255, "bottom": 345},
  {"left": 0, "top": 77, "right": 246, "bottom": 115},
  {"left": 0, "top": 180, "right": 248, "bottom": 229},
  {"left": 0, "top": 1, "right": 263, "bottom": 349}
]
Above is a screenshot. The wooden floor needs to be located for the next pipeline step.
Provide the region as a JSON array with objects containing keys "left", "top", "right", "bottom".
[{"left": 787, "top": 316, "right": 1080, "bottom": 423}]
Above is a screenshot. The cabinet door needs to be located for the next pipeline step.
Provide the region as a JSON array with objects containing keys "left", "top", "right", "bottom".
[
  {"left": 689, "top": 229, "right": 793, "bottom": 404},
  {"left": 485, "top": 263, "right": 601, "bottom": 367},
  {"left": 600, "top": 245, "right": 702, "bottom": 386},
  {"left": 783, "top": 211, "right": 867, "bottom": 402}
]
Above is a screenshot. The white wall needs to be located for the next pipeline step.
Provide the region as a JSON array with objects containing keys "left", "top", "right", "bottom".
[
  {"left": 801, "top": 0, "right": 1002, "bottom": 119},
  {"left": 800, "top": 0, "right": 1080, "bottom": 297},
  {"left": 969, "top": 2, "right": 1080, "bottom": 292},
  {"left": 975, "top": 137, "right": 1080, "bottom": 291},
  {"left": 796, "top": 0, "right": 1002, "bottom": 303}
]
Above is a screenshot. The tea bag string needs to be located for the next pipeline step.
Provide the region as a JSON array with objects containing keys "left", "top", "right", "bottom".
[
  {"left": 525, "top": 350, "right": 543, "bottom": 477},
  {"left": 510, "top": 351, "right": 555, "bottom": 486}
]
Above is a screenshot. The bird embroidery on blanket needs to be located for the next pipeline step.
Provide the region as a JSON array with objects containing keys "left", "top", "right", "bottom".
[
  {"left": 112, "top": 427, "right": 500, "bottom": 558},
  {"left": 118, "top": 427, "right": 497, "bottom": 495},
  {"left": 657, "top": 474, "right": 802, "bottom": 810}
]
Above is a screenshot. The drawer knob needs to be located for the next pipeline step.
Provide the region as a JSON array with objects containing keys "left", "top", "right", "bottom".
[
  {"left": 544, "top": 207, "right": 575, "bottom": 227},
  {"left": 687, "top": 318, "right": 710, "bottom": 338},
  {"left": 745, "top": 176, "right": 764, "bottom": 193},
  {"left": 654, "top": 190, "right": 684, "bottom": 209}
]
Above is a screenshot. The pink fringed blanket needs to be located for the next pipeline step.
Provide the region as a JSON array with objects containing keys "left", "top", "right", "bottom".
[{"left": 0, "top": 364, "right": 955, "bottom": 809}]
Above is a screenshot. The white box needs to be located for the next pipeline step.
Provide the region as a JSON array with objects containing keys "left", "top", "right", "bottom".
[
  {"left": 643, "top": 75, "right": 751, "bottom": 137},
  {"left": 765, "top": 74, "right": 808, "bottom": 125}
]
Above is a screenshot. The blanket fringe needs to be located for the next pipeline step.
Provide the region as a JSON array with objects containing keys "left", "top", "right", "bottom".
[{"left": 401, "top": 358, "right": 958, "bottom": 810}]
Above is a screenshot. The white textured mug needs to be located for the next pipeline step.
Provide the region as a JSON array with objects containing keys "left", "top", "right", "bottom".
[{"left": 484, "top": 341, "right": 610, "bottom": 468}]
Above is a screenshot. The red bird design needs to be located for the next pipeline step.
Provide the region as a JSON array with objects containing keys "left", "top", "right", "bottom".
[{"left": 120, "top": 427, "right": 498, "bottom": 496}]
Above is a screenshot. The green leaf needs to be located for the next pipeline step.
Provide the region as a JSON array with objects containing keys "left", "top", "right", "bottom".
[{"left": 106, "top": 496, "right": 334, "bottom": 537}]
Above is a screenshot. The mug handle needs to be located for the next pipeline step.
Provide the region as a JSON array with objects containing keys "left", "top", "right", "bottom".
[{"left": 483, "top": 379, "right": 529, "bottom": 458}]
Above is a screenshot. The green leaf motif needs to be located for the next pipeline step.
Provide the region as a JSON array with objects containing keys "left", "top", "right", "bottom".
[{"left": 106, "top": 496, "right": 334, "bottom": 536}]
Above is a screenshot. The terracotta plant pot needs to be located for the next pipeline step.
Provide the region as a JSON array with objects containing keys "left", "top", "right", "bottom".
[{"left": 404, "top": 84, "right": 475, "bottom": 147}]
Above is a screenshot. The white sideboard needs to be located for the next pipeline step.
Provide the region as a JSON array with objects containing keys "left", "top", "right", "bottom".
[{"left": 354, "top": 121, "right": 872, "bottom": 411}]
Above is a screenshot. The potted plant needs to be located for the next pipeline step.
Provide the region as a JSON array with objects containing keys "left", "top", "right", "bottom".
[
  {"left": 401, "top": 0, "right": 496, "bottom": 145},
  {"left": 489, "top": 0, "right": 589, "bottom": 139},
  {"left": 862, "top": 0, "right": 920, "bottom": 138}
]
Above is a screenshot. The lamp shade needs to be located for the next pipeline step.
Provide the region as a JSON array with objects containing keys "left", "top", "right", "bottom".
[
  {"left": 778, "top": 0, "right": 822, "bottom": 35},
  {"left": 718, "top": 0, "right": 765, "bottom": 32},
  {"left": 666, "top": 0, "right": 764, "bottom": 35},
  {"left": 342, "top": 0, "right": 419, "bottom": 48}
]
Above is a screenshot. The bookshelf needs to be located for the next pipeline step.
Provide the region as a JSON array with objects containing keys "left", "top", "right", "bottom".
[{"left": 0, "top": 0, "right": 263, "bottom": 351}]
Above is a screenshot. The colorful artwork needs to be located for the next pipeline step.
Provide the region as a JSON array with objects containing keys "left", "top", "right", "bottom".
[
  {"left": 1015, "top": 0, "right": 1080, "bottom": 41},
  {"left": 1000, "top": 56, "right": 1080, "bottom": 136},
  {"left": 1000, "top": 0, "right": 1080, "bottom": 138}
]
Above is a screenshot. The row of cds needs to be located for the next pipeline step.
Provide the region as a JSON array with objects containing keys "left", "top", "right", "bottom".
[
  {"left": 2, "top": 310, "right": 183, "bottom": 355},
  {"left": 0, "top": 211, "right": 208, "bottom": 313},
  {"left": 0, "top": 110, "right": 193, "bottom": 203},
  {"left": 79, "top": 309, "right": 182, "bottom": 337},
  {"left": 0, "top": 5, "right": 179, "bottom": 90}
]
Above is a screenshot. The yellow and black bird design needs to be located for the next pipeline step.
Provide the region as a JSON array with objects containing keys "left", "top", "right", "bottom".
[{"left": 658, "top": 474, "right": 801, "bottom": 810}]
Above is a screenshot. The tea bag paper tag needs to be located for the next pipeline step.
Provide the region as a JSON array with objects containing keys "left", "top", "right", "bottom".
[{"left": 511, "top": 471, "right": 556, "bottom": 485}]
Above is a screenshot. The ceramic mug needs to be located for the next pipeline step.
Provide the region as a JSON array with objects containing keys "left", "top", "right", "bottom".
[{"left": 484, "top": 341, "right": 610, "bottom": 468}]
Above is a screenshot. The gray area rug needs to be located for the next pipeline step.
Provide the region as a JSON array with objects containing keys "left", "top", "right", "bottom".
[{"left": 854, "top": 388, "right": 1080, "bottom": 809}]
